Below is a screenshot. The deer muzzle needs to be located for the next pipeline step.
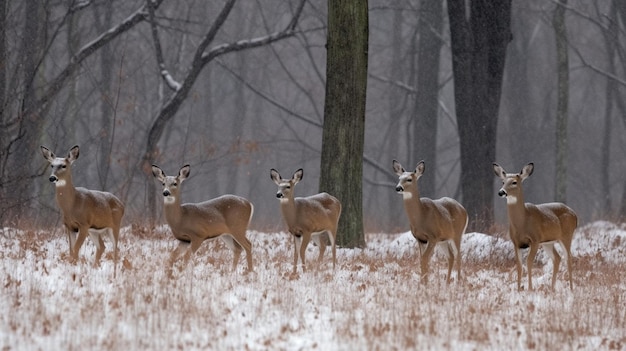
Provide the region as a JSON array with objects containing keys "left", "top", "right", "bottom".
[
  {"left": 498, "top": 189, "right": 507, "bottom": 197},
  {"left": 395, "top": 185, "right": 404, "bottom": 192},
  {"left": 163, "top": 189, "right": 171, "bottom": 197},
  {"left": 49, "top": 175, "right": 58, "bottom": 183},
  {"left": 276, "top": 192, "right": 284, "bottom": 199}
]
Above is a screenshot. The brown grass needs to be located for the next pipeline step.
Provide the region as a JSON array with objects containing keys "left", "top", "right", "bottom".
[{"left": 0, "top": 224, "right": 624, "bottom": 350}]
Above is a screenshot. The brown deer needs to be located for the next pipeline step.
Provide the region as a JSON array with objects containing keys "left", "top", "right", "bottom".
[
  {"left": 270, "top": 168, "right": 341, "bottom": 273},
  {"left": 41, "top": 145, "right": 125, "bottom": 276},
  {"left": 151, "top": 164, "right": 254, "bottom": 274},
  {"left": 393, "top": 160, "right": 468, "bottom": 283},
  {"left": 493, "top": 163, "right": 578, "bottom": 290}
]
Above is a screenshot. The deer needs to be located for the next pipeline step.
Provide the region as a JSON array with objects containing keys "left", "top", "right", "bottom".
[
  {"left": 493, "top": 163, "right": 578, "bottom": 291},
  {"left": 392, "top": 160, "right": 468, "bottom": 284},
  {"left": 40, "top": 145, "right": 125, "bottom": 277},
  {"left": 270, "top": 168, "right": 342, "bottom": 274},
  {"left": 151, "top": 164, "right": 254, "bottom": 274}
]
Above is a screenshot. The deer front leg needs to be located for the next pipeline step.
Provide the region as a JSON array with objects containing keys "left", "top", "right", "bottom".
[
  {"left": 167, "top": 241, "right": 190, "bottom": 277},
  {"left": 299, "top": 234, "right": 311, "bottom": 273},
  {"left": 420, "top": 241, "right": 436, "bottom": 284},
  {"left": 445, "top": 242, "right": 455, "bottom": 284},
  {"left": 526, "top": 243, "right": 539, "bottom": 291},
  {"left": 292, "top": 235, "right": 301, "bottom": 273},
  {"left": 65, "top": 226, "right": 77, "bottom": 259},
  {"left": 72, "top": 227, "right": 90, "bottom": 262},
  {"left": 514, "top": 246, "right": 523, "bottom": 291}
]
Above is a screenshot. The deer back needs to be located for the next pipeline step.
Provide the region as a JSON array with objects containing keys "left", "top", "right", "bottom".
[
  {"left": 521, "top": 202, "right": 577, "bottom": 243},
  {"left": 173, "top": 195, "right": 252, "bottom": 240},
  {"left": 61, "top": 187, "right": 124, "bottom": 230},
  {"left": 286, "top": 193, "right": 340, "bottom": 233},
  {"left": 409, "top": 197, "right": 465, "bottom": 241}
]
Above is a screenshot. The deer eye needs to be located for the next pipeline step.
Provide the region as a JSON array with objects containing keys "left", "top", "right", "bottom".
[
  {"left": 512, "top": 181, "right": 517, "bottom": 185},
  {"left": 61, "top": 165, "right": 67, "bottom": 168},
  {"left": 406, "top": 179, "right": 412, "bottom": 182}
]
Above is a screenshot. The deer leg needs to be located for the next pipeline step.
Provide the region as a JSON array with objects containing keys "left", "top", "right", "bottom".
[
  {"left": 88, "top": 229, "right": 106, "bottom": 267},
  {"left": 168, "top": 241, "right": 190, "bottom": 276},
  {"left": 543, "top": 242, "right": 561, "bottom": 290},
  {"left": 65, "top": 227, "right": 77, "bottom": 258},
  {"left": 420, "top": 241, "right": 436, "bottom": 284},
  {"left": 329, "top": 230, "right": 337, "bottom": 269},
  {"left": 111, "top": 227, "right": 119, "bottom": 279},
  {"left": 558, "top": 239, "right": 574, "bottom": 290},
  {"left": 313, "top": 233, "right": 326, "bottom": 264},
  {"left": 526, "top": 243, "right": 539, "bottom": 291},
  {"left": 220, "top": 235, "right": 241, "bottom": 271},
  {"left": 299, "top": 234, "right": 311, "bottom": 273},
  {"left": 514, "top": 246, "right": 523, "bottom": 291},
  {"left": 229, "top": 232, "right": 253, "bottom": 272},
  {"left": 73, "top": 228, "right": 89, "bottom": 262},
  {"left": 445, "top": 242, "right": 455, "bottom": 284},
  {"left": 454, "top": 238, "right": 462, "bottom": 282},
  {"left": 292, "top": 236, "right": 301, "bottom": 273}
]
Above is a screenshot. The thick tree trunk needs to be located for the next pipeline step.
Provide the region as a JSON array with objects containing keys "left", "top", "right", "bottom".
[
  {"left": 553, "top": 0, "right": 569, "bottom": 203},
  {"left": 319, "top": 0, "right": 368, "bottom": 248},
  {"left": 412, "top": 0, "right": 444, "bottom": 198},
  {"left": 447, "top": 0, "right": 512, "bottom": 232}
]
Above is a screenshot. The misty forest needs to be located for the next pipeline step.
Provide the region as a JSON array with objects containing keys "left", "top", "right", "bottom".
[{"left": 1, "top": 0, "right": 625, "bottom": 243}]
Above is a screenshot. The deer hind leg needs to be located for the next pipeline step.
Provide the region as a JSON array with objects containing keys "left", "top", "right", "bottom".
[
  {"left": 329, "top": 230, "right": 337, "bottom": 269},
  {"left": 88, "top": 228, "right": 110, "bottom": 267},
  {"left": 220, "top": 235, "right": 243, "bottom": 272},
  {"left": 560, "top": 238, "right": 574, "bottom": 290},
  {"left": 444, "top": 241, "right": 455, "bottom": 284},
  {"left": 233, "top": 233, "right": 253, "bottom": 272},
  {"left": 542, "top": 242, "right": 561, "bottom": 290},
  {"left": 311, "top": 232, "right": 327, "bottom": 264}
]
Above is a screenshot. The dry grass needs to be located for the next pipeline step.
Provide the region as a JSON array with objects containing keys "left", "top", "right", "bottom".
[{"left": 1, "top": 222, "right": 625, "bottom": 350}]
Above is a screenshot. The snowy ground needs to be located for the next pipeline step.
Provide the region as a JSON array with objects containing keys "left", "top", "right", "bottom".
[{"left": 1, "top": 221, "right": 625, "bottom": 350}]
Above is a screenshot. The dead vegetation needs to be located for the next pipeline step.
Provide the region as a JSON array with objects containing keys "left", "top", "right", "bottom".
[{"left": 1, "top": 222, "right": 625, "bottom": 350}]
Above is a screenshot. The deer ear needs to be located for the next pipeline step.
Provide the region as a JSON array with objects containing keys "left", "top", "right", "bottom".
[
  {"left": 41, "top": 146, "right": 55, "bottom": 162},
  {"left": 270, "top": 169, "right": 281, "bottom": 185},
  {"left": 392, "top": 160, "right": 405, "bottom": 176},
  {"left": 151, "top": 165, "right": 165, "bottom": 182},
  {"left": 415, "top": 161, "right": 425, "bottom": 176},
  {"left": 493, "top": 163, "right": 506, "bottom": 179},
  {"left": 68, "top": 145, "right": 80, "bottom": 163},
  {"left": 520, "top": 163, "right": 534, "bottom": 181},
  {"left": 178, "top": 165, "right": 190, "bottom": 181},
  {"left": 293, "top": 169, "right": 303, "bottom": 184}
]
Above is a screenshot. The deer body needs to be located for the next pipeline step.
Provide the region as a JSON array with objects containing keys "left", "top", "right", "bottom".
[
  {"left": 393, "top": 160, "right": 468, "bottom": 283},
  {"left": 270, "top": 168, "right": 341, "bottom": 273},
  {"left": 152, "top": 165, "right": 253, "bottom": 273},
  {"left": 493, "top": 163, "right": 577, "bottom": 290},
  {"left": 41, "top": 145, "right": 124, "bottom": 275}
]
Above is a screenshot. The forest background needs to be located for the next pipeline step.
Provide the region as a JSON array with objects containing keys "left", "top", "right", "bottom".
[{"left": 0, "top": 0, "right": 624, "bottom": 242}]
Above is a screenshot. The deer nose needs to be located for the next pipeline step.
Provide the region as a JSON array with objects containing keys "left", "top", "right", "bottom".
[
  {"left": 163, "top": 189, "right": 171, "bottom": 197},
  {"left": 395, "top": 185, "right": 404, "bottom": 192},
  {"left": 498, "top": 189, "right": 507, "bottom": 197},
  {"left": 276, "top": 192, "right": 284, "bottom": 199},
  {"left": 49, "top": 175, "right": 58, "bottom": 183}
]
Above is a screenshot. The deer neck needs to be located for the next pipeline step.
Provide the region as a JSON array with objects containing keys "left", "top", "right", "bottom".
[
  {"left": 505, "top": 191, "right": 527, "bottom": 229},
  {"left": 163, "top": 193, "right": 183, "bottom": 226},
  {"left": 54, "top": 175, "right": 77, "bottom": 212},
  {"left": 402, "top": 187, "right": 424, "bottom": 221},
  {"left": 279, "top": 194, "right": 298, "bottom": 227}
]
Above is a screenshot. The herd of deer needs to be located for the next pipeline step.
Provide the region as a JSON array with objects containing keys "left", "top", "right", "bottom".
[{"left": 40, "top": 145, "right": 578, "bottom": 290}]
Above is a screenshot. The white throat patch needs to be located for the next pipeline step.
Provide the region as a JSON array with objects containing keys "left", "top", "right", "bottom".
[
  {"left": 55, "top": 179, "right": 67, "bottom": 187},
  {"left": 402, "top": 192, "right": 413, "bottom": 200},
  {"left": 164, "top": 196, "right": 176, "bottom": 204},
  {"left": 506, "top": 195, "right": 518, "bottom": 205}
]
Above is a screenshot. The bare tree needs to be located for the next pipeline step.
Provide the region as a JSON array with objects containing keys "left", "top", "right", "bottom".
[
  {"left": 447, "top": 0, "right": 512, "bottom": 232},
  {"left": 141, "top": 0, "right": 307, "bottom": 221},
  {"left": 553, "top": 0, "right": 569, "bottom": 203},
  {"left": 319, "top": 0, "right": 368, "bottom": 248}
]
